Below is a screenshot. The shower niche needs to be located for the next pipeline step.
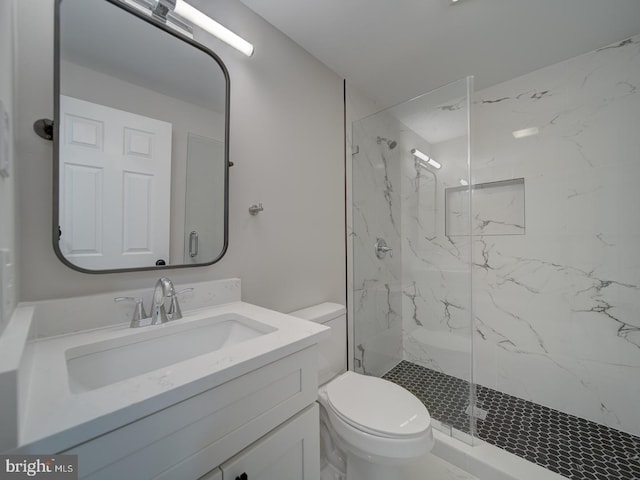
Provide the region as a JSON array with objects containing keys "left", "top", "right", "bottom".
[{"left": 445, "top": 178, "right": 525, "bottom": 237}]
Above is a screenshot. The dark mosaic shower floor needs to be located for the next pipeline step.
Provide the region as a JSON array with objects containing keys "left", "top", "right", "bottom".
[{"left": 383, "top": 361, "right": 640, "bottom": 480}]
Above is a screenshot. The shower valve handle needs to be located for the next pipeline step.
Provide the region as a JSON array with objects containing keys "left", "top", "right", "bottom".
[{"left": 375, "top": 238, "right": 392, "bottom": 259}]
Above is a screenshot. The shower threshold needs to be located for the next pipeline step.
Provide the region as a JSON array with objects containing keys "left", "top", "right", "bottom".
[{"left": 383, "top": 361, "right": 640, "bottom": 480}]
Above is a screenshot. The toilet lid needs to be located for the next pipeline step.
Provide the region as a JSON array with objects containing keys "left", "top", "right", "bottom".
[{"left": 326, "top": 371, "right": 431, "bottom": 438}]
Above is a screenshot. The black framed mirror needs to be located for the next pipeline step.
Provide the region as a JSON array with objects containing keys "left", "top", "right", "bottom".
[{"left": 53, "top": 0, "right": 229, "bottom": 273}]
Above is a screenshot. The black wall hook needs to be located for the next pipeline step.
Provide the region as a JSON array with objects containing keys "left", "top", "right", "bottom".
[{"left": 34, "top": 118, "right": 54, "bottom": 141}]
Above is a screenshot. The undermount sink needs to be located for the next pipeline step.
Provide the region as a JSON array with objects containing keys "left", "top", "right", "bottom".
[{"left": 65, "top": 313, "right": 276, "bottom": 393}]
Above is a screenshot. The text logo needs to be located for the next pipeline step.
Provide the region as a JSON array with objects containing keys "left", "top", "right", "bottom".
[{"left": 0, "top": 455, "right": 77, "bottom": 479}]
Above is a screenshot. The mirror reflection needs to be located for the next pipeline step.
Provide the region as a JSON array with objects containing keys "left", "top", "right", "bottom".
[{"left": 55, "top": 0, "right": 229, "bottom": 272}]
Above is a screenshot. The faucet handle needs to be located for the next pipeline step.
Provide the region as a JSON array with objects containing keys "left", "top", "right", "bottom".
[
  {"left": 114, "top": 296, "right": 147, "bottom": 328},
  {"left": 168, "top": 288, "right": 194, "bottom": 320}
]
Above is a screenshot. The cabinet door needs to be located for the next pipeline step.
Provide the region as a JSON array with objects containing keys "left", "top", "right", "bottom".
[
  {"left": 199, "top": 468, "right": 222, "bottom": 480},
  {"left": 221, "top": 404, "right": 319, "bottom": 480}
]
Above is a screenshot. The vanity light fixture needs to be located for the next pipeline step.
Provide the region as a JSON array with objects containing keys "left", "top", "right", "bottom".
[
  {"left": 428, "top": 159, "right": 442, "bottom": 169},
  {"left": 512, "top": 126, "right": 539, "bottom": 139},
  {"left": 411, "top": 148, "right": 442, "bottom": 169},
  {"left": 151, "top": 0, "right": 254, "bottom": 56}
]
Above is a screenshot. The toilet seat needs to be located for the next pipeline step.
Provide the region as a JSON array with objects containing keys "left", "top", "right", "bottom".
[{"left": 325, "top": 371, "right": 431, "bottom": 439}]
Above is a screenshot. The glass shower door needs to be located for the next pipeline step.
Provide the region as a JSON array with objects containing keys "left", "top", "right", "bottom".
[{"left": 351, "top": 77, "right": 476, "bottom": 443}]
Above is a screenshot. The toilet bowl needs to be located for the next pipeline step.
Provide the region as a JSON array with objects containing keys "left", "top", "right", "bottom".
[
  {"left": 319, "top": 371, "right": 433, "bottom": 479},
  {"left": 290, "top": 303, "right": 434, "bottom": 480}
]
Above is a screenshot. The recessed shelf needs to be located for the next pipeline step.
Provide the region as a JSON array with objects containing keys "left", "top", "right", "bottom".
[{"left": 445, "top": 178, "right": 525, "bottom": 236}]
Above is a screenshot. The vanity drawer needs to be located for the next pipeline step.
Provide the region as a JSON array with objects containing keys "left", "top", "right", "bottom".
[
  {"left": 61, "top": 346, "right": 318, "bottom": 479},
  {"left": 168, "top": 404, "right": 318, "bottom": 480}
]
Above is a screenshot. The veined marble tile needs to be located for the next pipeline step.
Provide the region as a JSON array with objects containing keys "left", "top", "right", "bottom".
[
  {"left": 399, "top": 33, "right": 640, "bottom": 436},
  {"left": 351, "top": 109, "right": 405, "bottom": 376},
  {"left": 349, "top": 34, "right": 640, "bottom": 437},
  {"left": 403, "top": 328, "right": 472, "bottom": 381},
  {"left": 473, "top": 343, "right": 640, "bottom": 435}
]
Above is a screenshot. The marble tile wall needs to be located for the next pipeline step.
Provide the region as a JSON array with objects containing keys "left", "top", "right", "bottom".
[
  {"left": 350, "top": 79, "right": 474, "bottom": 386},
  {"left": 351, "top": 110, "right": 405, "bottom": 376},
  {"left": 401, "top": 35, "right": 640, "bottom": 436},
  {"left": 399, "top": 81, "right": 474, "bottom": 385},
  {"left": 345, "top": 83, "right": 382, "bottom": 374}
]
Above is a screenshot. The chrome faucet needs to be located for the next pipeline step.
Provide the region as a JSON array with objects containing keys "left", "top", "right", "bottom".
[
  {"left": 115, "top": 278, "right": 193, "bottom": 328},
  {"left": 150, "top": 277, "right": 173, "bottom": 325},
  {"left": 150, "top": 277, "right": 193, "bottom": 325}
]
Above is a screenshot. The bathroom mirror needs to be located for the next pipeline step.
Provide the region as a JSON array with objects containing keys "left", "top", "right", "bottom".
[{"left": 53, "top": 0, "right": 229, "bottom": 272}]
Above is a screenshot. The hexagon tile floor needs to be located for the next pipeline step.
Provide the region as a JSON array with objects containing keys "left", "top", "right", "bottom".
[{"left": 383, "top": 361, "right": 640, "bottom": 480}]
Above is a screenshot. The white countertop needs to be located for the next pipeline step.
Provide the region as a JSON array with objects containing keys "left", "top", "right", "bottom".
[{"left": 16, "top": 301, "right": 329, "bottom": 454}]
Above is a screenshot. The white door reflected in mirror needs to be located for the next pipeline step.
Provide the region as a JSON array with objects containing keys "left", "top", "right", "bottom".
[{"left": 59, "top": 96, "right": 172, "bottom": 269}]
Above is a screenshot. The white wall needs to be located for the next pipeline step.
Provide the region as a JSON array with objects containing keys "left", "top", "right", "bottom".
[
  {"left": 14, "top": 0, "right": 345, "bottom": 313},
  {"left": 0, "top": 0, "right": 19, "bottom": 334}
]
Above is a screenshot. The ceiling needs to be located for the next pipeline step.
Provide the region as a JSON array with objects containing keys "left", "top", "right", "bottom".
[{"left": 238, "top": 0, "right": 640, "bottom": 108}]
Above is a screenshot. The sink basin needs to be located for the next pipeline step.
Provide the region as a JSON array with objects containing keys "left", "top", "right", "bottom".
[{"left": 66, "top": 313, "right": 276, "bottom": 393}]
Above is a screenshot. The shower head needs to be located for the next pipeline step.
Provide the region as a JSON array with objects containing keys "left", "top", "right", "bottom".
[{"left": 376, "top": 136, "right": 397, "bottom": 150}]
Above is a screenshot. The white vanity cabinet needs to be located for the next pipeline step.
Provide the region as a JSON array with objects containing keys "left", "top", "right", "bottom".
[
  {"left": 200, "top": 469, "right": 222, "bottom": 480},
  {"left": 59, "top": 347, "right": 320, "bottom": 480},
  {"left": 217, "top": 404, "right": 319, "bottom": 480}
]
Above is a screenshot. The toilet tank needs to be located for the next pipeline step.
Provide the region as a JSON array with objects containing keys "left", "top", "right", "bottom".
[{"left": 289, "top": 303, "right": 346, "bottom": 386}]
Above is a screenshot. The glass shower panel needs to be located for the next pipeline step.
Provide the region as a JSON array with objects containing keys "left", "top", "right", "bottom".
[
  {"left": 352, "top": 77, "right": 475, "bottom": 443},
  {"left": 351, "top": 105, "right": 404, "bottom": 378},
  {"left": 467, "top": 33, "right": 640, "bottom": 468}
]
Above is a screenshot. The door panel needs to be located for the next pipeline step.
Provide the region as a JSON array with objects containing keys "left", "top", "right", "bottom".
[
  {"left": 220, "top": 404, "right": 320, "bottom": 480},
  {"left": 63, "top": 164, "right": 103, "bottom": 255},
  {"left": 122, "top": 172, "right": 153, "bottom": 254},
  {"left": 59, "top": 95, "right": 172, "bottom": 269}
]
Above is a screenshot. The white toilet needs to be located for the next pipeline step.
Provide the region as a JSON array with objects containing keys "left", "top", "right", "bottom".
[{"left": 290, "top": 303, "right": 434, "bottom": 480}]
